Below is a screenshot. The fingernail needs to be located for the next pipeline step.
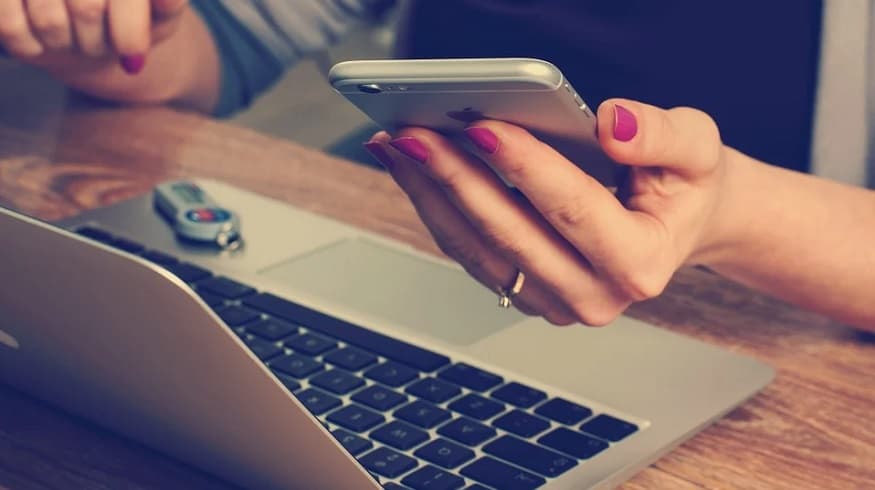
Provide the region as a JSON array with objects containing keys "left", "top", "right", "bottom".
[
  {"left": 389, "top": 137, "right": 429, "bottom": 163},
  {"left": 120, "top": 54, "right": 146, "bottom": 75},
  {"left": 464, "top": 127, "right": 500, "bottom": 154},
  {"left": 363, "top": 141, "right": 394, "bottom": 169},
  {"left": 613, "top": 104, "right": 638, "bottom": 142}
]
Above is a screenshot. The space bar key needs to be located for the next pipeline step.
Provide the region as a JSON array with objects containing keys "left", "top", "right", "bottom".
[{"left": 243, "top": 293, "right": 450, "bottom": 372}]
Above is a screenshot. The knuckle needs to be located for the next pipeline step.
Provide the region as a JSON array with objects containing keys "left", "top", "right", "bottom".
[
  {"left": 614, "top": 271, "right": 667, "bottom": 302},
  {"left": 30, "top": 10, "right": 67, "bottom": 34},
  {"left": 480, "top": 226, "right": 528, "bottom": 260},
  {"left": 543, "top": 312, "right": 576, "bottom": 327},
  {"left": 667, "top": 106, "right": 723, "bottom": 160},
  {"left": 497, "top": 155, "right": 533, "bottom": 184},
  {"left": 568, "top": 301, "right": 621, "bottom": 327},
  {"left": 434, "top": 166, "right": 468, "bottom": 195},
  {"left": 436, "top": 235, "right": 491, "bottom": 279},
  {"left": 0, "top": 16, "right": 27, "bottom": 40},
  {"left": 543, "top": 196, "right": 594, "bottom": 230},
  {"left": 69, "top": 0, "right": 107, "bottom": 22}
]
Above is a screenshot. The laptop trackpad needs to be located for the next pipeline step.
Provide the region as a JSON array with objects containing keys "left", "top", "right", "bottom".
[{"left": 259, "top": 238, "right": 524, "bottom": 345}]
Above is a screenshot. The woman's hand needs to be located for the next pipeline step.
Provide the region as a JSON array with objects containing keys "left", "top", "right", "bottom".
[
  {"left": 365, "top": 99, "right": 734, "bottom": 326},
  {"left": 0, "top": 0, "right": 188, "bottom": 74}
]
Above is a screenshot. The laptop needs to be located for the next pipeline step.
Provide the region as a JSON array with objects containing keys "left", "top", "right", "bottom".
[{"left": 0, "top": 179, "right": 773, "bottom": 489}]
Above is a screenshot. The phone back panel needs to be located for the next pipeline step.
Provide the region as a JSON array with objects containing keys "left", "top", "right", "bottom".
[{"left": 330, "top": 59, "right": 618, "bottom": 185}]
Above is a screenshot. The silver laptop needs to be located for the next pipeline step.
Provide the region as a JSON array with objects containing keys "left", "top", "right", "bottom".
[{"left": 0, "top": 179, "right": 773, "bottom": 489}]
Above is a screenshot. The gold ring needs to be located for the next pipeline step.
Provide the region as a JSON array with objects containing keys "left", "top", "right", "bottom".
[{"left": 497, "top": 270, "right": 526, "bottom": 308}]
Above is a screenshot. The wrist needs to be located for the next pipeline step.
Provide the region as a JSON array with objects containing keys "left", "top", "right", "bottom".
[{"left": 686, "top": 146, "right": 759, "bottom": 269}]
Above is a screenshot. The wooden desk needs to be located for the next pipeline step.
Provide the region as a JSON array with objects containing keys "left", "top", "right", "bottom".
[{"left": 0, "top": 97, "right": 872, "bottom": 489}]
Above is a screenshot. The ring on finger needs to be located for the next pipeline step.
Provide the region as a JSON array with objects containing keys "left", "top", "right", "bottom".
[{"left": 497, "top": 269, "right": 526, "bottom": 308}]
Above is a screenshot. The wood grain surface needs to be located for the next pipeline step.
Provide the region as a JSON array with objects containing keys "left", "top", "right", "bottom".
[{"left": 0, "top": 92, "right": 872, "bottom": 489}]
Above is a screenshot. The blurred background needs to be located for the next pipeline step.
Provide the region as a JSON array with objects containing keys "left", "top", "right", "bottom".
[
  {"left": 231, "top": 17, "right": 396, "bottom": 152},
  {"left": 0, "top": 13, "right": 397, "bottom": 163}
]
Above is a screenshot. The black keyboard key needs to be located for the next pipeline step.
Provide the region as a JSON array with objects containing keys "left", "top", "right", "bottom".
[
  {"left": 214, "top": 305, "right": 261, "bottom": 327},
  {"left": 383, "top": 484, "right": 412, "bottom": 490},
  {"left": 534, "top": 398, "right": 592, "bottom": 425},
  {"left": 295, "top": 388, "right": 341, "bottom": 415},
  {"left": 493, "top": 410, "right": 550, "bottom": 438},
  {"left": 360, "top": 447, "right": 418, "bottom": 478},
  {"left": 243, "top": 293, "right": 450, "bottom": 371},
  {"left": 437, "top": 417, "right": 497, "bottom": 447},
  {"left": 402, "top": 465, "right": 465, "bottom": 490},
  {"left": 272, "top": 371, "right": 301, "bottom": 392},
  {"left": 243, "top": 336, "right": 283, "bottom": 361},
  {"left": 332, "top": 428, "right": 373, "bottom": 456},
  {"left": 111, "top": 237, "right": 146, "bottom": 254},
  {"left": 395, "top": 401, "right": 451, "bottom": 429},
  {"left": 580, "top": 414, "right": 638, "bottom": 442},
  {"left": 197, "top": 290, "right": 225, "bottom": 308},
  {"left": 270, "top": 353, "right": 324, "bottom": 378},
  {"left": 406, "top": 378, "right": 461, "bottom": 404},
  {"left": 166, "top": 262, "right": 211, "bottom": 282},
  {"left": 140, "top": 249, "right": 179, "bottom": 266},
  {"left": 460, "top": 457, "right": 545, "bottom": 490},
  {"left": 324, "top": 347, "right": 378, "bottom": 371},
  {"left": 465, "top": 485, "right": 491, "bottom": 490},
  {"left": 371, "top": 421, "right": 429, "bottom": 450},
  {"left": 197, "top": 276, "right": 256, "bottom": 299},
  {"left": 414, "top": 439, "right": 475, "bottom": 469},
  {"left": 76, "top": 226, "right": 114, "bottom": 243},
  {"left": 438, "top": 363, "right": 502, "bottom": 392},
  {"left": 538, "top": 428, "right": 608, "bottom": 459},
  {"left": 490, "top": 382, "right": 546, "bottom": 409},
  {"left": 351, "top": 385, "right": 407, "bottom": 411},
  {"left": 448, "top": 394, "right": 505, "bottom": 421},
  {"left": 483, "top": 436, "right": 576, "bottom": 478},
  {"left": 310, "top": 369, "right": 365, "bottom": 395},
  {"left": 365, "top": 362, "right": 419, "bottom": 387},
  {"left": 285, "top": 333, "right": 337, "bottom": 356},
  {"left": 327, "top": 404, "right": 385, "bottom": 432},
  {"left": 247, "top": 318, "right": 298, "bottom": 341}
]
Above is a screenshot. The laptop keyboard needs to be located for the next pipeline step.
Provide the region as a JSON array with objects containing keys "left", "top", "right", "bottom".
[{"left": 75, "top": 226, "right": 640, "bottom": 489}]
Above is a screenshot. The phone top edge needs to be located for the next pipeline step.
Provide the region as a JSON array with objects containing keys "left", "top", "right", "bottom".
[{"left": 328, "top": 58, "right": 564, "bottom": 91}]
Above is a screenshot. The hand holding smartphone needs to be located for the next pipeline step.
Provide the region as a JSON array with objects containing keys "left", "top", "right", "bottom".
[{"left": 329, "top": 58, "right": 618, "bottom": 185}]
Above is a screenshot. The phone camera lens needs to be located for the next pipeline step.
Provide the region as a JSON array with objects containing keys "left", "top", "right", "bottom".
[{"left": 357, "top": 84, "right": 382, "bottom": 94}]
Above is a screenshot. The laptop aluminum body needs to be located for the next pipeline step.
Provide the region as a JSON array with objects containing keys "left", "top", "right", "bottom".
[{"left": 0, "top": 180, "right": 774, "bottom": 489}]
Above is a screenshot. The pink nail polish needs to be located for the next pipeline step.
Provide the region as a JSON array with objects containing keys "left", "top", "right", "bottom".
[
  {"left": 613, "top": 104, "right": 638, "bottom": 142},
  {"left": 389, "top": 137, "right": 429, "bottom": 163},
  {"left": 464, "top": 127, "right": 500, "bottom": 154},
  {"left": 120, "top": 54, "right": 146, "bottom": 75},
  {"left": 363, "top": 141, "right": 395, "bottom": 169}
]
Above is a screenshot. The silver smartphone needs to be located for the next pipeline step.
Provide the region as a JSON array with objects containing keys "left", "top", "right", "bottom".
[{"left": 329, "top": 58, "right": 618, "bottom": 185}]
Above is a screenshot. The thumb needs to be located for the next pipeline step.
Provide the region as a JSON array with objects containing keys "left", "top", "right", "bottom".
[{"left": 597, "top": 99, "right": 723, "bottom": 178}]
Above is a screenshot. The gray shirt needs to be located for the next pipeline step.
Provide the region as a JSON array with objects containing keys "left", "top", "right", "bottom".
[{"left": 192, "top": 0, "right": 388, "bottom": 116}]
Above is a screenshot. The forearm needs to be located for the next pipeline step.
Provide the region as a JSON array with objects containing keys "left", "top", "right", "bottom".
[
  {"left": 705, "top": 148, "right": 875, "bottom": 330},
  {"left": 36, "top": 9, "right": 219, "bottom": 113}
]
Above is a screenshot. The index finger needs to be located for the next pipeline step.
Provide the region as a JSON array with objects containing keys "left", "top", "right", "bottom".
[
  {"left": 108, "top": 0, "right": 149, "bottom": 56},
  {"left": 461, "top": 119, "right": 656, "bottom": 274}
]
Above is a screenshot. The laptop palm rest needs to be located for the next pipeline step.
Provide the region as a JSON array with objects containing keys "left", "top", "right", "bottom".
[{"left": 259, "top": 237, "right": 524, "bottom": 346}]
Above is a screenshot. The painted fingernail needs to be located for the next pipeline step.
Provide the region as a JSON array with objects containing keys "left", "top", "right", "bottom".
[
  {"left": 464, "top": 127, "right": 499, "bottom": 154},
  {"left": 120, "top": 54, "right": 146, "bottom": 75},
  {"left": 389, "top": 137, "right": 429, "bottom": 163},
  {"left": 363, "top": 141, "right": 394, "bottom": 169},
  {"left": 613, "top": 104, "right": 638, "bottom": 142}
]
